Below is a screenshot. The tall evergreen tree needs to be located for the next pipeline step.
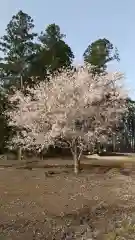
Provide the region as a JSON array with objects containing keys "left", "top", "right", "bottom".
[
  {"left": 0, "top": 10, "right": 38, "bottom": 154},
  {"left": 0, "top": 10, "right": 38, "bottom": 88},
  {"left": 83, "top": 38, "right": 120, "bottom": 75},
  {"left": 30, "top": 23, "right": 74, "bottom": 78}
]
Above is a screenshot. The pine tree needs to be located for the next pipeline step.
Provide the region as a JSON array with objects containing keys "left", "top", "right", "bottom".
[
  {"left": 83, "top": 38, "right": 120, "bottom": 75},
  {"left": 0, "top": 10, "right": 38, "bottom": 88},
  {"left": 29, "top": 23, "right": 74, "bottom": 79}
]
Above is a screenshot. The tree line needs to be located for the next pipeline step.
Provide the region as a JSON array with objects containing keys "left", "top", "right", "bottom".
[{"left": 0, "top": 10, "right": 134, "bottom": 155}]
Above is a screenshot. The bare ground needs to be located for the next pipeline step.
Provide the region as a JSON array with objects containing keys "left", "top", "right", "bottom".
[{"left": 1, "top": 163, "right": 135, "bottom": 239}]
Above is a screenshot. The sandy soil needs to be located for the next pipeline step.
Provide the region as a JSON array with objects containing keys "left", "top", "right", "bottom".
[{"left": 0, "top": 167, "right": 135, "bottom": 239}]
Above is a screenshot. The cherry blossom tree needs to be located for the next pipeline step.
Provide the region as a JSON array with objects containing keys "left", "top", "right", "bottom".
[{"left": 6, "top": 66, "right": 127, "bottom": 173}]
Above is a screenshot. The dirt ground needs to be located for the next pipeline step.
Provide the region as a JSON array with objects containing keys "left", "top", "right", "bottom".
[{"left": 1, "top": 166, "right": 135, "bottom": 239}]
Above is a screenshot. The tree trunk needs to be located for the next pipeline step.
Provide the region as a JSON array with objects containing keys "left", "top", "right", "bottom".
[
  {"left": 40, "top": 153, "right": 44, "bottom": 160},
  {"left": 17, "top": 147, "right": 22, "bottom": 161},
  {"left": 73, "top": 154, "right": 80, "bottom": 174},
  {"left": 73, "top": 144, "right": 80, "bottom": 174},
  {"left": 112, "top": 134, "right": 116, "bottom": 152}
]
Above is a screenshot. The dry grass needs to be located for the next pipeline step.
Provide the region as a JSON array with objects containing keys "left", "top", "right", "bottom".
[
  {"left": 1, "top": 154, "right": 135, "bottom": 170},
  {"left": 0, "top": 163, "right": 135, "bottom": 239}
]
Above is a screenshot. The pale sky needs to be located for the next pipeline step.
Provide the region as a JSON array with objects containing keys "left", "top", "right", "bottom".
[{"left": 0, "top": 0, "right": 135, "bottom": 98}]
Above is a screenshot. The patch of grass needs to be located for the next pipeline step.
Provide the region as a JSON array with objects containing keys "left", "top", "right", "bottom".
[
  {"left": 104, "top": 219, "right": 135, "bottom": 239},
  {"left": 0, "top": 234, "right": 7, "bottom": 240}
]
